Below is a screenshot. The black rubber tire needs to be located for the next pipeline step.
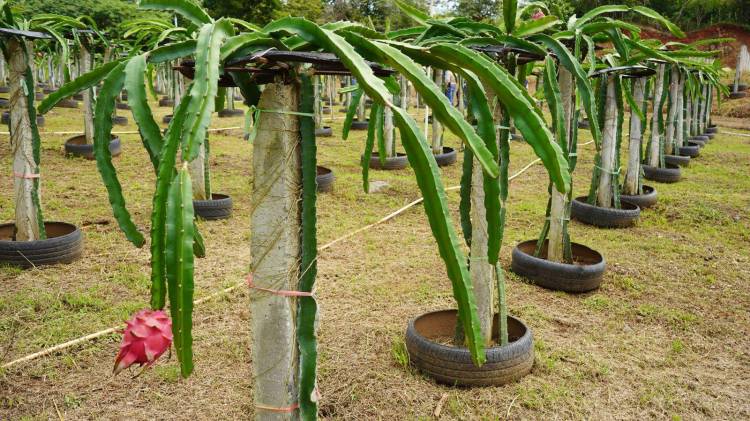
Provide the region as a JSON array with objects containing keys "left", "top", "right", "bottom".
[
  {"left": 0, "top": 98, "right": 7, "bottom": 109},
  {"left": 162, "top": 114, "right": 173, "bottom": 124},
  {"left": 643, "top": 164, "right": 681, "bottom": 183},
  {"left": 36, "top": 115, "right": 45, "bottom": 127},
  {"left": 664, "top": 154, "right": 690, "bottom": 167},
  {"left": 620, "top": 184, "right": 658, "bottom": 209},
  {"left": 43, "top": 88, "right": 56, "bottom": 94},
  {"left": 405, "top": 309, "right": 534, "bottom": 386},
  {"left": 510, "top": 133, "right": 523, "bottom": 141},
  {"left": 350, "top": 119, "right": 369, "bottom": 130},
  {"left": 369, "top": 152, "right": 409, "bottom": 170},
  {"left": 112, "top": 115, "right": 128, "bottom": 126},
  {"left": 316, "top": 166, "right": 335, "bottom": 193},
  {"left": 0, "top": 86, "right": 9, "bottom": 93},
  {"left": 315, "top": 126, "right": 333, "bottom": 137},
  {"left": 73, "top": 93, "right": 83, "bottom": 101},
  {"left": 577, "top": 119, "right": 590, "bottom": 129},
  {"left": 687, "top": 138, "right": 706, "bottom": 148},
  {"left": 434, "top": 146, "right": 457, "bottom": 167},
  {"left": 35, "top": 92, "right": 44, "bottom": 101},
  {"left": 321, "top": 106, "right": 331, "bottom": 114},
  {"left": 729, "top": 83, "right": 749, "bottom": 92},
  {"left": 218, "top": 108, "right": 244, "bottom": 117},
  {"left": 0, "top": 222, "right": 83, "bottom": 268},
  {"left": 571, "top": 196, "right": 640, "bottom": 228},
  {"left": 511, "top": 240, "right": 605, "bottom": 293},
  {"left": 120, "top": 93, "right": 128, "bottom": 101},
  {"left": 193, "top": 193, "right": 232, "bottom": 220},
  {"left": 729, "top": 92, "right": 747, "bottom": 99},
  {"left": 55, "top": 98, "right": 79, "bottom": 109},
  {"left": 65, "top": 135, "right": 121, "bottom": 160},
  {"left": 706, "top": 126, "right": 718, "bottom": 134},
  {"left": 703, "top": 132, "right": 715, "bottom": 140},
  {"left": 158, "top": 97, "right": 174, "bottom": 107},
  {"left": 116, "top": 102, "right": 130, "bottom": 110},
  {"left": 679, "top": 144, "right": 700, "bottom": 157}
]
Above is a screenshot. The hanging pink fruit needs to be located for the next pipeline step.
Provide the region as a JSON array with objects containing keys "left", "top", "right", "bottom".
[
  {"left": 113, "top": 309, "right": 173, "bottom": 375},
  {"left": 532, "top": 10, "right": 546, "bottom": 20}
]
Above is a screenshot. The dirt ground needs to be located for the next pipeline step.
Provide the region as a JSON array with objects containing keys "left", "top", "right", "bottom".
[{"left": 1, "top": 94, "right": 749, "bottom": 420}]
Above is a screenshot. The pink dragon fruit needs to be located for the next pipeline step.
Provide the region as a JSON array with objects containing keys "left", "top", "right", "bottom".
[
  {"left": 113, "top": 309, "right": 173, "bottom": 375},
  {"left": 532, "top": 10, "right": 546, "bottom": 20}
]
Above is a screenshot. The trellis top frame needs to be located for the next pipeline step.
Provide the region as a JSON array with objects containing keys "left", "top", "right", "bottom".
[
  {"left": 175, "top": 49, "right": 395, "bottom": 86},
  {"left": 0, "top": 27, "right": 51, "bottom": 40},
  {"left": 591, "top": 65, "right": 656, "bottom": 79}
]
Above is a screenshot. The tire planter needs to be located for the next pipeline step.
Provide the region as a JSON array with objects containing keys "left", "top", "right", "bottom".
[
  {"left": 321, "top": 106, "right": 331, "bottom": 114},
  {"left": 315, "top": 126, "right": 332, "bottom": 137},
  {"left": 193, "top": 193, "right": 232, "bottom": 220},
  {"left": 369, "top": 152, "right": 409, "bottom": 170},
  {"left": 510, "top": 240, "right": 606, "bottom": 293},
  {"left": 405, "top": 309, "right": 534, "bottom": 387},
  {"left": 729, "top": 92, "right": 747, "bottom": 99},
  {"left": 664, "top": 154, "right": 689, "bottom": 167},
  {"left": 434, "top": 146, "right": 457, "bottom": 167},
  {"left": 706, "top": 125, "right": 718, "bottom": 134},
  {"left": 112, "top": 115, "right": 128, "bottom": 126},
  {"left": 510, "top": 133, "right": 523, "bottom": 141},
  {"left": 0, "top": 98, "right": 8, "bottom": 108},
  {"left": 642, "top": 164, "right": 681, "bottom": 183},
  {"left": 162, "top": 114, "right": 173, "bottom": 124},
  {"left": 687, "top": 138, "right": 706, "bottom": 148},
  {"left": 35, "top": 92, "right": 44, "bottom": 101},
  {"left": 0, "top": 86, "right": 9, "bottom": 93},
  {"left": 679, "top": 144, "right": 700, "bottom": 157},
  {"left": 690, "top": 135, "right": 709, "bottom": 143},
  {"left": 620, "top": 184, "right": 658, "bottom": 209},
  {"left": 65, "top": 135, "right": 121, "bottom": 160},
  {"left": 116, "top": 102, "right": 130, "bottom": 110},
  {"left": 0, "top": 222, "right": 83, "bottom": 267},
  {"left": 43, "top": 88, "right": 56, "bottom": 94},
  {"left": 218, "top": 108, "right": 244, "bottom": 117},
  {"left": 577, "top": 119, "right": 590, "bottom": 129},
  {"left": 703, "top": 132, "right": 715, "bottom": 140},
  {"left": 728, "top": 83, "right": 748, "bottom": 92},
  {"left": 2, "top": 111, "right": 44, "bottom": 127},
  {"left": 571, "top": 196, "right": 640, "bottom": 228},
  {"left": 158, "top": 97, "right": 174, "bottom": 107},
  {"left": 316, "top": 166, "right": 334, "bottom": 193},
  {"left": 73, "top": 93, "right": 83, "bottom": 101},
  {"left": 55, "top": 98, "right": 78, "bottom": 109},
  {"left": 350, "top": 119, "right": 369, "bottom": 130}
]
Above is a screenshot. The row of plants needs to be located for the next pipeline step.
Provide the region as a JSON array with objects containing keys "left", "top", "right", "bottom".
[{"left": 0, "top": 0, "right": 731, "bottom": 419}]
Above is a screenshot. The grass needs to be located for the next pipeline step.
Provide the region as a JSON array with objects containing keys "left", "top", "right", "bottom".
[{"left": 0, "top": 91, "right": 749, "bottom": 419}]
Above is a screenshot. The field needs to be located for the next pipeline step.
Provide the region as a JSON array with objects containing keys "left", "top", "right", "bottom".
[{"left": 1, "top": 98, "right": 749, "bottom": 419}]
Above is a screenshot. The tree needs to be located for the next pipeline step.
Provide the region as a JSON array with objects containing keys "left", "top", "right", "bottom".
[
  {"left": 203, "top": 0, "right": 281, "bottom": 25},
  {"left": 455, "top": 0, "right": 501, "bottom": 21},
  {"left": 16, "top": 0, "right": 161, "bottom": 39},
  {"left": 275, "top": 0, "right": 324, "bottom": 22}
]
